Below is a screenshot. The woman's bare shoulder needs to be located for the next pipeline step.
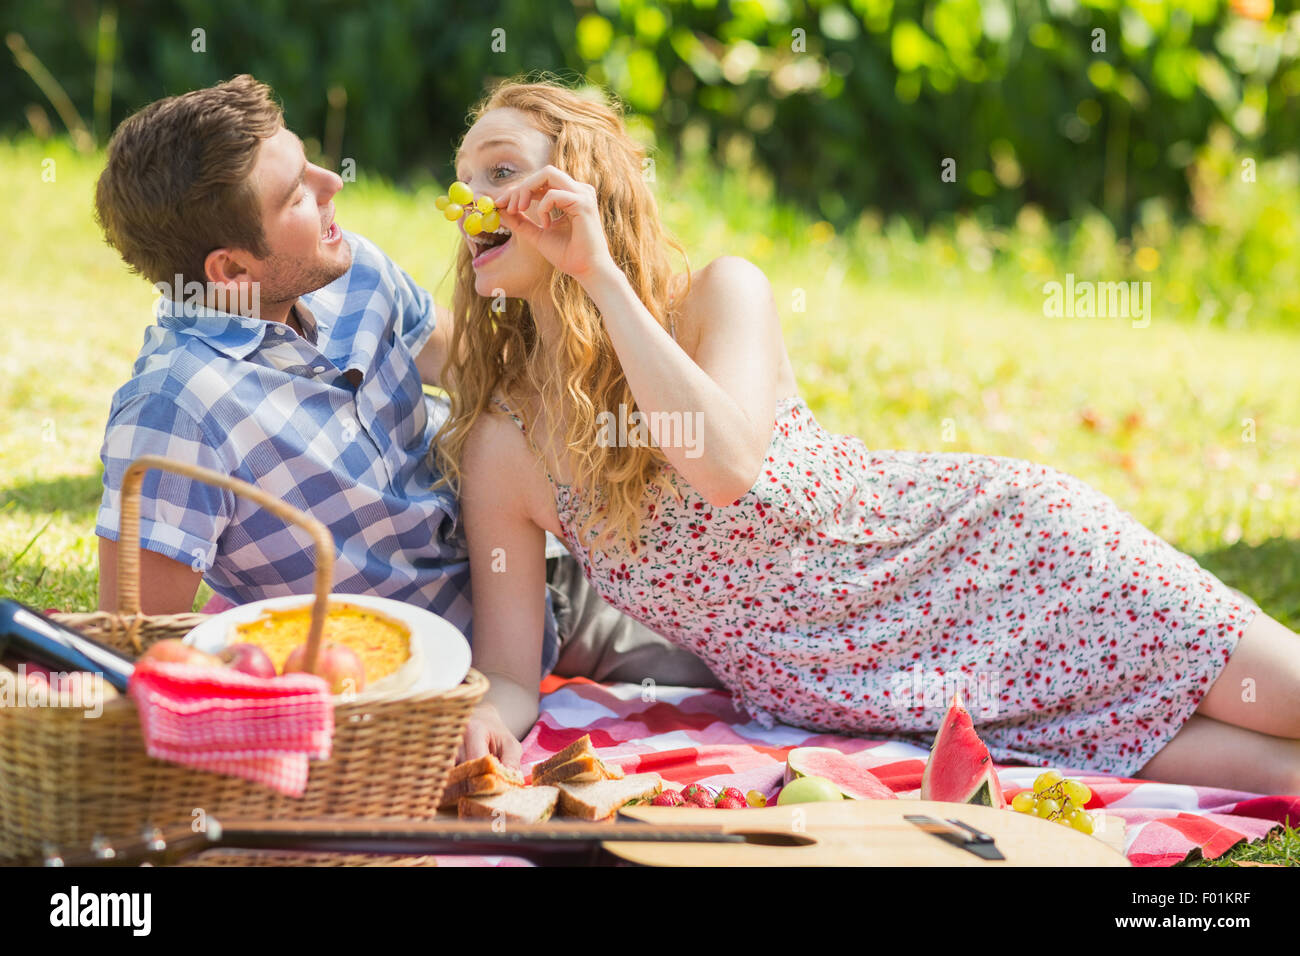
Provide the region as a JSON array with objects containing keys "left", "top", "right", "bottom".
[
  {"left": 675, "top": 255, "right": 768, "bottom": 299},
  {"left": 460, "top": 399, "right": 563, "bottom": 534},
  {"left": 461, "top": 405, "right": 522, "bottom": 478},
  {"left": 672, "top": 256, "right": 776, "bottom": 343}
]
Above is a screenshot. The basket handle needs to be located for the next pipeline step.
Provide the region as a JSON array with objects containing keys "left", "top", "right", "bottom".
[{"left": 120, "top": 454, "right": 335, "bottom": 674}]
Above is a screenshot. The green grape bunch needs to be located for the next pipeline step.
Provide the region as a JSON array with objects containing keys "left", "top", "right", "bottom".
[
  {"left": 1010, "top": 770, "right": 1096, "bottom": 835},
  {"left": 435, "top": 180, "right": 501, "bottom": 236}
]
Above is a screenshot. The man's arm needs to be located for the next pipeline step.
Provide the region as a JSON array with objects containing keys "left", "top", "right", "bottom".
[
  {"left": 94, "top": 392, "right": 234, "bottom": 615},
  {"left": 414, "top": 303, "right": 454, "bottom": 388},
  {"left": 97, "top": 536, "right": 205, "bottom": 614}
]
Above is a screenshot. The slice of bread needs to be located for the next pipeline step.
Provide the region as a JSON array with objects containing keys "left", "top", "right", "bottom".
[
  {"left": 532, "top": 754, "right": 626, "bottom": 786},
  {"left": 529, "top": 734, "right": 626, "bottom": 785},
  {"left": 458, "top": 786, "right": 560, "bottom": 824},
  {"left": 438, "top": 771, "right": 519, "bottom": 810},
  {"left": 528, "top": 735, "right": 595, "bottom": 781},
  {"left": 447, "top": 754, "right": 524, "bottom": 787},
  {"left": 556, "top": 773, "right": 664, "bottom": 821}
]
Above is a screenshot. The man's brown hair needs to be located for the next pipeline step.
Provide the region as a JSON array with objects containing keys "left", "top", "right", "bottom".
[{"left": 94, "top": 74, "right": 283, "bottom": 288}]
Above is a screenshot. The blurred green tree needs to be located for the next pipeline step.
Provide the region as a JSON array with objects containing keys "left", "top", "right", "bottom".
[{"left": 3, "top": 0, "right": 1296, "bottom": 234}]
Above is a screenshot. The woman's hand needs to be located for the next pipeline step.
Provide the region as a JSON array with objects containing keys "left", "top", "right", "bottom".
[
  {"left": 494, "top": 165, "right": 616, "bottom": 284},
  {"left": 457, "top": 700, "right": 524, "bottom": 770}
]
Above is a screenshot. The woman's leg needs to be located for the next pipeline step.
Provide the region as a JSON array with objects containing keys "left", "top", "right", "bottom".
[
  {"left": 1135, "top": 713, "right": 1300, "bottom": 794},
  {"left": 1194, "top": 610, "right": 1300, "bottom": 738},
  {"left": 1136, "top": 610, "right": 1300, "bottom": 792}
]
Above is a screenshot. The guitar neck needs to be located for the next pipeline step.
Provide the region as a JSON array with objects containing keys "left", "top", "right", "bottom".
[{"left": 51, "top": 819, "right": 752, "bottom": 868}]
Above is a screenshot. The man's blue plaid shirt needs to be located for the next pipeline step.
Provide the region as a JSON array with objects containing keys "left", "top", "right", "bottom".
[{"left": 96, "top": 231, "right": 559, "bottom": 674}]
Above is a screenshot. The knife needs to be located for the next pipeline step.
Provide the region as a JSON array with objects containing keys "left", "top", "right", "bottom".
[{"left": 904, "top": 814, "right": 1005, "bottom": 861}]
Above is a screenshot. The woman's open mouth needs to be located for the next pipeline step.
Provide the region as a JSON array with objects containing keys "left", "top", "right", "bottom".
[{"left": 470, "top": 226, "right": 512, "bottom": 268}]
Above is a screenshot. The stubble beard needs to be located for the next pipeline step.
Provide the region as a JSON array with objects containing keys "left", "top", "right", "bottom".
[{"left": 256, "top": 243, "right": 353, "bottom": 310}]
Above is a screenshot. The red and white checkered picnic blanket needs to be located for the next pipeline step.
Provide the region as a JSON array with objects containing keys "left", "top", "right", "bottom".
[
  {"left": 437, "top": 674, "right": 1300, "bottom": 867},
  {"left": 193, "top": 595, "right": 1300, "bottom": 866}
]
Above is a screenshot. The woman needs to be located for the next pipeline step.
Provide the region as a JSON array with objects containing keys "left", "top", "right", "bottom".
[{"left": 437, "top": 77, "right": 1300, "bottom": 793}]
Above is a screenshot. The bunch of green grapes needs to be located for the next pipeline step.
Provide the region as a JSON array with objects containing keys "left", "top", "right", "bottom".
[
  {"left": 434, "top": 181, "right": 501, "bottom": 235},
  {"left": 1010, "top": 770, "right": 1096, "bottom": 834}
]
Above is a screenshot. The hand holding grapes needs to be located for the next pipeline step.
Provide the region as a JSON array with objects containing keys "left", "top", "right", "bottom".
[{"left": 438, "top": 166, "right": 616, "bottom": 284}]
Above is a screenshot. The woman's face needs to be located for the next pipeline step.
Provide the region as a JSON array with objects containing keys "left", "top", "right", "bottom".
[{"left": 454, "top": 107, "right": 555, "bottom": 300}]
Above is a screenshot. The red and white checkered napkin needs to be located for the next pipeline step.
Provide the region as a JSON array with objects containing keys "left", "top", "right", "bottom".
[{"left": 127, "top": 660, "right": 335, "bottom": 798}]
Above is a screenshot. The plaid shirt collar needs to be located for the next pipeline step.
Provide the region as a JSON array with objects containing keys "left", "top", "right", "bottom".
[
  {"left": 154, "top": 289, "right": 331, "bottom": 361},
  {"left": 154, "top": 295, "right": 273, "bottom": 360}
]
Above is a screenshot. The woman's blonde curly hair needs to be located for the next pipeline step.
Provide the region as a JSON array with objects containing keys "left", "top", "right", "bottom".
[{"left": 432, "top": 75, "right": 691, "bottom": 551}]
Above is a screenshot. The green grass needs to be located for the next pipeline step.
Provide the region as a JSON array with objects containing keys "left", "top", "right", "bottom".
[
  {"left": 1, "top": 136, "right": 1297, "bottom": 865},
  {"left": 1179, "top": 821, "right": 1300, "bottom": 868}
]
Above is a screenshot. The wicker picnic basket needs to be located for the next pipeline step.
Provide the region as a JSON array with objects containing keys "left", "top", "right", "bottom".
[{"left": 0, "top": 454, "right": 487, "bottom": 866}]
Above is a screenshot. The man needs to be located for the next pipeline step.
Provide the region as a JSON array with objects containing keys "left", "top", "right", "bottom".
[{"left": 93, "top": 74, "right": 721, "bottom": 689}]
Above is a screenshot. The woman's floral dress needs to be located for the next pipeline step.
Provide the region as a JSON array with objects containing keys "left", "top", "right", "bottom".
[{"left": 499, "top": 395, "right": 1259, "bottom": 776}]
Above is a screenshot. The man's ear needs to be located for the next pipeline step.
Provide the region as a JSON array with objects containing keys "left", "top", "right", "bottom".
[
  {"left": 203, "top": 248, "right": 262, "bottom": 317},
  {"left": 203, "top": 247, "right": 257, "bottom": 285}
]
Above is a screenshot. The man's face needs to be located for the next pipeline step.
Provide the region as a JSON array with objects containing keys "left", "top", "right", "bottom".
[{"left": 242, "top": 125, "right": 351, "bottom": 306}]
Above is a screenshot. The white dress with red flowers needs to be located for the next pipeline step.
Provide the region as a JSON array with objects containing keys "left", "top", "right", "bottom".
[{"left": 501, "top": 395, "right": 1259, "bottom": 776}]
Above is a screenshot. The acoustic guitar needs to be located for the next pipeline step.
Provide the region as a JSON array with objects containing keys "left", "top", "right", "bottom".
[{"left": 46, "top": 799, "right": 1128, "bottom": 867}]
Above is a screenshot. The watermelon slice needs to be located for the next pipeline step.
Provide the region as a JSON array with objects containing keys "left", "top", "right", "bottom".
[
  {"left": 783, "top": 747, "right": 898, "bottom": 800},
  {"left": 919, "top": 691, "right": 1006, "bottom": 808}
]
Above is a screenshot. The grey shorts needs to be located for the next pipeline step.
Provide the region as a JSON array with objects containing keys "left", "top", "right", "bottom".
[{"left": 545, "top": 553, "right": 725, "bottom": 689}]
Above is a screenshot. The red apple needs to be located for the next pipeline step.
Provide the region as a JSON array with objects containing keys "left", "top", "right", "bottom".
[
  {"left": 283, "top": 641, "right": 366, "bottom": 695},
  {"left": 218, "top": 643, "right": 277, "bottom": 679},
  {"left": 140, "top": 638, "right": 224, "bottom": 668}
]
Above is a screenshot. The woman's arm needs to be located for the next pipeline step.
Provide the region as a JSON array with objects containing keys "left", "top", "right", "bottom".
[
  {"left": 580, "top": 256, "right": 784, "bottom": 506},
  {"left": 458, "top": 410, "right": 549, "bottom": 741},
  {"left": 494, "top": 167, "right": 786, "bottom": 508}
]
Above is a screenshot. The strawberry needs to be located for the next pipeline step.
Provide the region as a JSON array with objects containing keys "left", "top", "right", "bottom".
[
  {"left": 652, "top": 789, "right": 686, "bottom": 807},
  {"left": 716, "top": 787, "right": 747, "bottom": 807},
  {"left": 716, "top": 795, "right": 748, "bottom": 810},
  {"left": 686, "top": 787, "right": 717, "bottom": 808}
]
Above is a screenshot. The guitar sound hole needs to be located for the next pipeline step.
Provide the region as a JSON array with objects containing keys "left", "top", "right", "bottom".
[{"left": 733, "top": 831, "right": 816, "bottom": 847}]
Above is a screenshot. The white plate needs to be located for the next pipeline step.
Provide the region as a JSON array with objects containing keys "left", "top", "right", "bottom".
[{"left": 183, "top": 594, "right": 471, "bottom": 695}]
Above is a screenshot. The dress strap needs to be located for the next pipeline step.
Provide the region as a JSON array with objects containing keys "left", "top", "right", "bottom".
[{"left": 491, "top": 396, "right": 560, "bottom": 490}]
